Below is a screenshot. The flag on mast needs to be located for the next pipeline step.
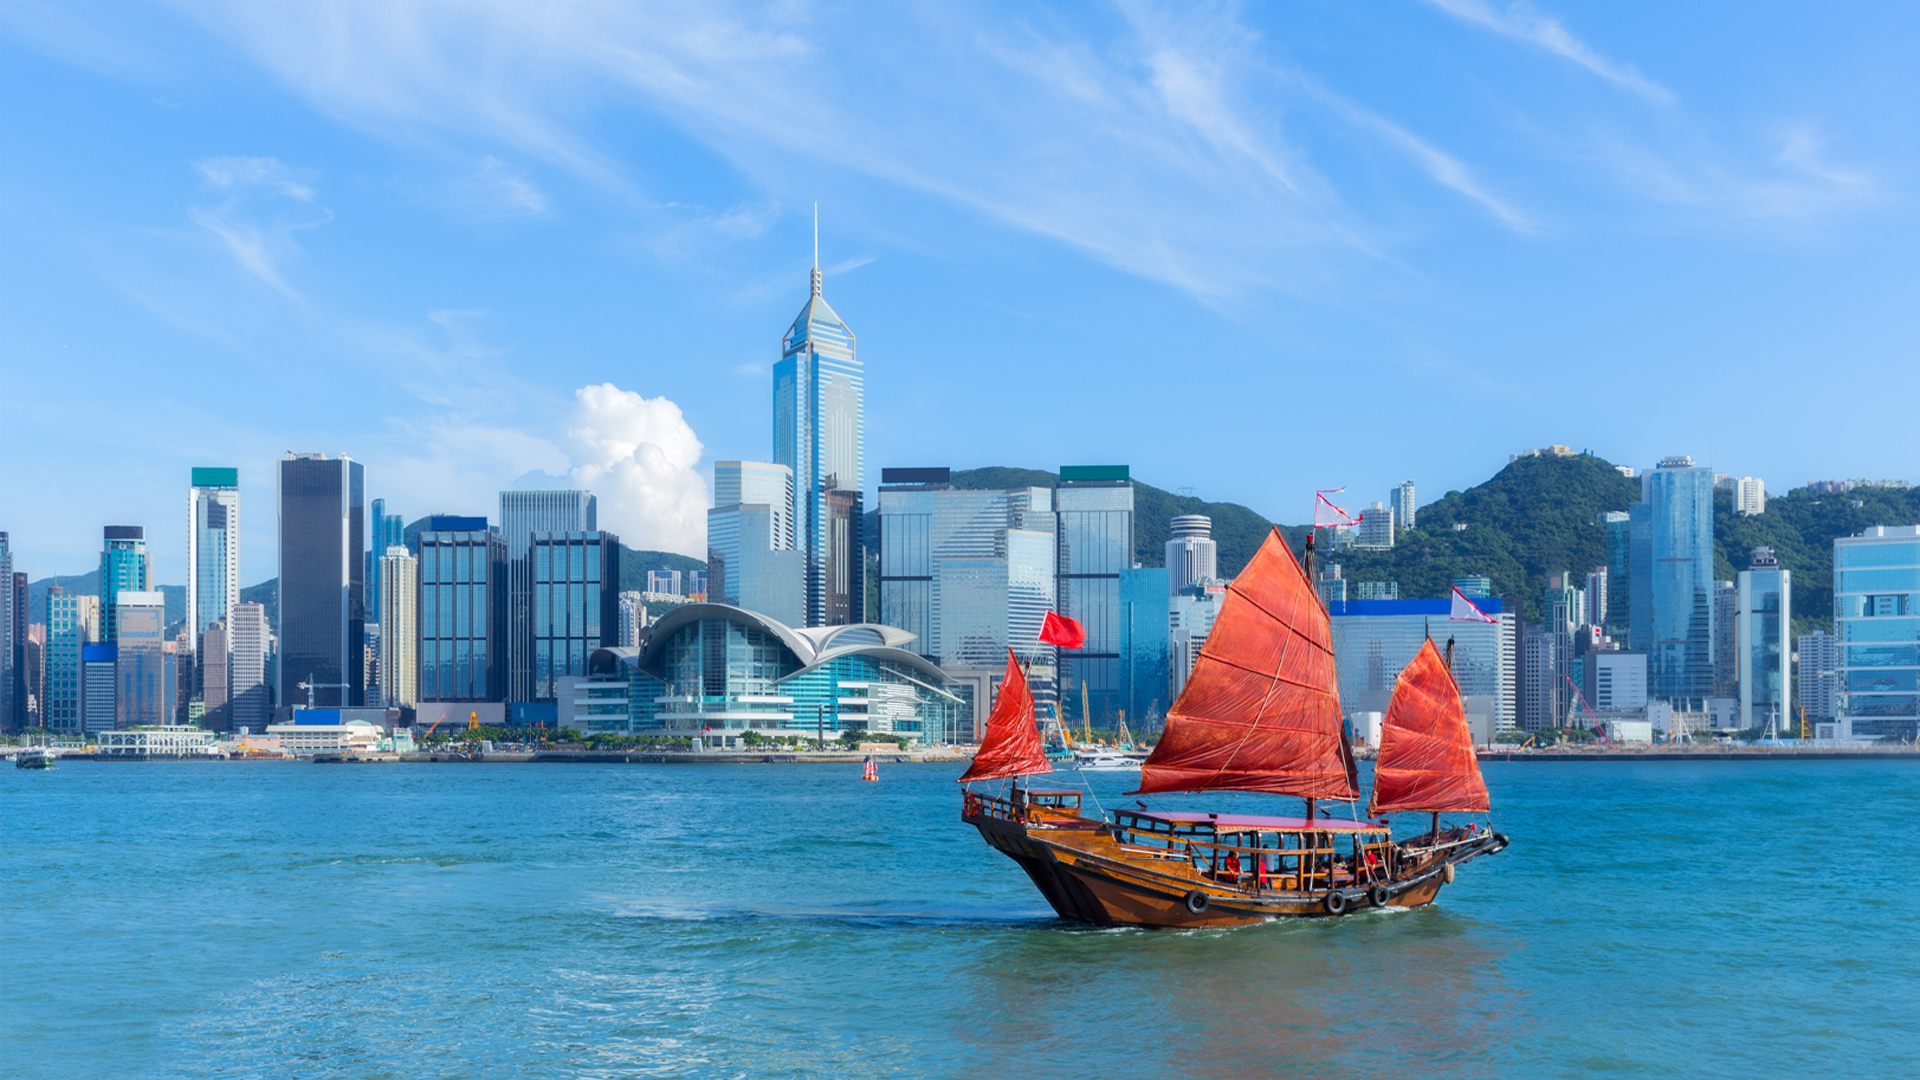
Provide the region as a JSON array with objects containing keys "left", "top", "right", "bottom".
[
  {"left": 1450, "top": 586, "right": 1498, "bottom": 624},
  {"left": 1040, "top": 611, "right": 1087, "bottom": 649},
  {"left": 1313, "top": 489, "right": 1362, "bottom": 528}
]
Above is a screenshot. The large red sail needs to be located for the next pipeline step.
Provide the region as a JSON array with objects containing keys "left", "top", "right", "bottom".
[
  {"left": 1368, "top": 637, "right": 1491, "bottom": 815},
  {"left": 957, "top": 649, "right": 1052, "bottom": 783},
  {"left": 1136, "top": 528, "right": 1358, "bottom": 799}
]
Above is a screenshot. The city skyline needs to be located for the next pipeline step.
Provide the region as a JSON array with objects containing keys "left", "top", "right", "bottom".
[{"left": 4, "top": 3, "right": 1917, "bottom": 579}]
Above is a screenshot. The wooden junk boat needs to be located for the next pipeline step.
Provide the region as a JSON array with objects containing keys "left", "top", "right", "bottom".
[{"left": 960, "top": 527, "right": 1509, "bottom": 928}]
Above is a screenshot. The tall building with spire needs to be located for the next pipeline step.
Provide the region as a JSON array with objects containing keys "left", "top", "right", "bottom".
[{"left": 774, "top": 220, "right": 864, "bottom": 627}]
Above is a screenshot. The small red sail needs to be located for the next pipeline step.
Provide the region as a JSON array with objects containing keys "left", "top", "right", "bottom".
[
  {"left": 957, "top": 649, "right": 1052, "bottom": 783},
  {"left": 1136, "top": 528, "right": 1359, "bottom": 799},
  {"left": 1368, "top": 637, "right": 1490, "bottom": 815}
]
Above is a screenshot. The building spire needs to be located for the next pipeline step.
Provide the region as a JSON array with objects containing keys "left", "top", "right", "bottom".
[{"left": 811, "top": 202, "right": 822, "bottom": 297}]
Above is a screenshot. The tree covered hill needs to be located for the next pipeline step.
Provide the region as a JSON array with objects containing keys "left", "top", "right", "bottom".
[
  {"left": 1715, "top": 484, "right": 1920, "bottom": 638},
  {"left": 1319, "top": 454, "right": 1640, "bottom": 624}
]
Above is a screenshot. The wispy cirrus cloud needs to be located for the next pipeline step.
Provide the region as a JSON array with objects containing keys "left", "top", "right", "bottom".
[
  {"left": 449, "top": 156, "right": 551, "bottom": 219},
  {"left": 1420, "top": 0, "right": 1675, "bottom": 105},
  {"left": 187, "top": 155, "right": 328, "bottom": 300}
]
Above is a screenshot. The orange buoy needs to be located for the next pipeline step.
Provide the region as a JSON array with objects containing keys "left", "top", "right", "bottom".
[{"left": 862, "top": 755, "right": 878, "bottom": 782}]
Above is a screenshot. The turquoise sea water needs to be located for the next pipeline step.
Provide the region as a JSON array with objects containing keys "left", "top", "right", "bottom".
[{"left": 5, "top": 758, "right": 1918, "bottom": 1079}]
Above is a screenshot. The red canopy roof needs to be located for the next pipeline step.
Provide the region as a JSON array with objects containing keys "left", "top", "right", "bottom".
[
  {"left": 1136, "top": 529, "right": 1359, "bottom": 800},
  {"left": 1368, "top": 637, "right": 1491, "bottom": 815},
  {"left": 957, "top": 649, "right": 1052, "bottom": 783}
]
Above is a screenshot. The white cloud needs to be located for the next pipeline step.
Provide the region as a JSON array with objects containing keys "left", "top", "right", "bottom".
[
  {"left": 1421, "top": 0, "right": 1676, "bottom": 105},
  {"left": 187, "top": 201, "right": 304, "bottom": 299},
  {"left": 193, "top": 154, "right": 318, "bottom": 199},
  {"left": 450, "top": 156, "right": 551, "bottom": 218}
]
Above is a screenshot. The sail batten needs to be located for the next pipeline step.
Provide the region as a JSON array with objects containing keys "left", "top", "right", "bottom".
[
  {"left": 1368, "top": 637, "right": 1490, "bottom": 815},
  {"left": 957, "top": 649, "right": 1051, "bottom": 784},
  {"left": 1135, "top": 528, "right": 1358, "bottom": 800}
]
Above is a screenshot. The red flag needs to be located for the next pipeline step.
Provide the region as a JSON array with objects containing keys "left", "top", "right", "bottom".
[{"left": 1040, "top": 611, "right": 1086, "bottom": 649}]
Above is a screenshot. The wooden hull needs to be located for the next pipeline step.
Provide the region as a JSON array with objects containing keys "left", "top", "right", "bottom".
[{"left": 966, "top": 811, "right": 1506, "bottom": 929}]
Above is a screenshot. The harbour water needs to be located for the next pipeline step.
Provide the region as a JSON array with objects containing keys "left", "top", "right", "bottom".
[{"left": 5, "top": 758, "right": 1917, "bottom": 1078}]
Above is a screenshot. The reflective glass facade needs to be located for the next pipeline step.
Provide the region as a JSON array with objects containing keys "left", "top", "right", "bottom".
[
  {"left": 46, "top": 594, "right": 99, "bottom": 730},
  {"left": 1736, "top": 550, "right": 1790, "bottom": 731},
  {"left": 877, "top": 484, "right": 1055, "bottom": 666},
  {"left": 529, "top": 531, "right": 619, "bottom": 701},
  {"left": 364, "top": 498, "right": 404, "bottom": 626},
  {"left": 99, "top": 526, "right": 151, "bottom": 643},
  {"left": 1330, "top": 599, "right": 1517, "bottom": 731},
  {"left": 115, "top": 594, "right": 167, "bottom": 729},
  {"left": 277, "top": 455, "right": 364, "bottom": 708},
  {"left": 1629, "top": 460, "right": 1715, "bottom": 700},
  {"left": 1056, "top": 480, "right": 1133, "bottom": 723},
  {"left": 1835, "top": 526, "right": 1920, "bottom": 737},
  {"left": 1118, "top": 567, "right": 1169, "bottom": 728},
  {"left": 1601, "top": 511, "right": 1630, "bottom": 641},
  {"left": 417, "top": 529, "right": 506, "bottom": 702},
  {"left": 775, "top": 270, "right": 862, "bottom": 626},
  {"left": 501, "top": 490, "right": 596, "bottom": 701},
  {"left": 187, "top": 469, "right": 240, "bottom": 648},
  {"left": 707, "top": 503, "right": 806, "bottom": 626}
]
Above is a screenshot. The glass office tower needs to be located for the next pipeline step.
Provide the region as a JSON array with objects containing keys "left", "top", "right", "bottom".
[
  {"left": 46, "top": 591, "right": 99, "bottom": 730},
  {"left": 99, "top": 526, "right": 152, "bottom": 643},
  {"left": 529, "top": 531, "right": 619, "bottom": 701},
  {"left": 1331, "top": 598, "right": 1518, "bottom": 733},
  {"left": 1055, "top": 466, "right": 1135, "bottom": 725},
  {"left": 278, "top": 453, "right": 365, "bottom": 708},
  {"left": 379, "top": 547, "right": 419, "bottom": 708},
  {"left": 1601, "top": 511, "right": 1630, "bottom": 642},
  {"left": 1736, "top": 546, "right": 1791, "bottom": 732},
  {"left": 187, "top": 468, "right": 241, "bottom": 646},
  {"left": 500, "top": 489, "right": 597, "bottom": 701},
  {"left": 115, "top": 592, "right": 168, "bottom": 728},
  {"left": 364, "top": 497, "right": 404, "bottom": 627},
  {"left": 416, "top": 529, "right": 507, "bottom": 703},
  {"left": 1834, "top": 525, "right": 1920, "bottom": 738},
  {"left": 774, "top": 263, "right": 863, "bottom": 626},
  {"left": 1629, "top": 457, "right": 1715, "bottom": 701},
  {"left": 707, "top": 462, "right": 803, "bottom": 626}
]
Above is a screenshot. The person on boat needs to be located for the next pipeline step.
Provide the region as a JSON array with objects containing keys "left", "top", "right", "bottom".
[{"left": 1221, "top": 849, "right": 1242, "bottom": 884}]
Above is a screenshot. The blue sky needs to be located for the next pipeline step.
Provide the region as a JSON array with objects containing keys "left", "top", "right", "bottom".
[{"left": 3, "top": 0, "right": 1916, "bottom": 585}]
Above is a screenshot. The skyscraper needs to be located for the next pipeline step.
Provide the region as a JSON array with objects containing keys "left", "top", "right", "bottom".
[
  {"left": 1390, "top": 480, "right": 1417, "bottom": 532},
  {"left": 82, "top": 643, "right": 117, "bottom": 734},
  {"left": 1601, "top": 511, "right": 1631, "bottom": 642},
  {"left": 774, "top": 253, "right": 863, "bottom": 626},
  {"left": 99, "top": 526, "right": 152, "bottom": 643},
  {"left": 379, "top": 546, "right": 418, "bottom": 708},
  {"left": 186, "top": 468, "right": 241, "bottom": 647},
  {"left": 1629, "top": 456, "right": 1715, "bottom": 701},
  {"left": 228, "top": 602, "right": 270, "bottom": 730},
  {"left": 364, "top": 497, "right": 405, "bottom": 627},
  {"left": 528, "top": 531, "right": 619, "bottom": 701},
  {"left": 1165, "top": 515, "right": 1218, "bottom": 594},
  {"left": 416, "top": 527, "right": 506, "bottom": 703},
  {"left": 500, "top": 489, "right": 596, "bottom": 701},
  {"left": 1712, "top": 579, "right": 1738, "bottom": 699},
  {"left": 201, "top": 621, "right": 230, "bottom": 729},
  {"left": 45, "top": 590, "right": 99, "bottom": 731},
  {"left": 1736, "top": 546, "right": 1791, "bottom": 732},
  {"left": 1797, "top": 631, "right": 1838, "bottom": 722},
  {"left": 1833, "top": 525, "right": 1920, "bottom": 738},
  {"left": 0, "top": 532, "right": 14, "bottom": 728},
  {"left": 115, "top": 592, "right": 168, "bottom": 729},
  {"left": 1356, "top": 502, "right": 1395, "bottom": 549},
  {"left": 1055, "top": 466, "right": 1134, "bottom": 724},
  {"left": 708, "top": 460, "right": 806, "bottom": 625},
  {"left": 278, "top": 453, "right": 365, "bottom": 708}
]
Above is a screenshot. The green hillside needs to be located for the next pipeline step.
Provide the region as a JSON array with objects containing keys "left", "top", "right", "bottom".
[
  {"left": 1714, "top": 485, "right": 1920, "bottom": 638},
  {"left": 1321, "top": 454, "right": 1639, "bottom": 624}
]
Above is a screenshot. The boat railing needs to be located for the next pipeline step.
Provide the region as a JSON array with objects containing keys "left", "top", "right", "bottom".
[
  {"left": 1399, "top": 825, "right": 1491, "bottom": 859},
  {"left": 1110, "top": 827, "right": 1398, "bottom": 894},
  {"left": 962, "top": 789, "right": 1084, "bottom": 824}
]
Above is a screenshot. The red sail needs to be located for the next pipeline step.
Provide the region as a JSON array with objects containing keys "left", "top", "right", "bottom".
[
  {"left": 1136, "top": 528, "right": 1358, "bottom": 799},
  {"left": 957, "top": 649, "right": 1052, "bottom": 783},
  {"left": 1368, "top": 637, "right": 1491, "bottom": 815}
]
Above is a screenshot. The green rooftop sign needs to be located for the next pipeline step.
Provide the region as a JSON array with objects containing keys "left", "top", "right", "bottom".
[
  {"left": 1059, "top": 465, "right": 1129, "bottom": 482},
  {"left": 192, "top": 467, "right": 239, "bottom": 487}
]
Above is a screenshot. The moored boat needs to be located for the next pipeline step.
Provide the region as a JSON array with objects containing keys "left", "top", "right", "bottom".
[
  {"left": 961, "top": 527, "right": 1507, "bottom": 927},
  {"left": 1072, "top": 749, "right": 1147, "bottom": 771}
]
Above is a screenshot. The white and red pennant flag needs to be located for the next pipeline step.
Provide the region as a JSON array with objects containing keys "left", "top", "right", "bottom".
[
  {"left": 1450, "top": 586, "right": 1498, "bottom": 624},
  {"left": 1313, "top": 488, "right": 1362, "bottom": 528}
]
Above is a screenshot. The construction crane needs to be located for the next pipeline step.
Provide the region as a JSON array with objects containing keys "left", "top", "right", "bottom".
[
  {"left": 296, "top": 675, "right": 353, "bottom": 710},
  {"left": 1564, "top": 674, "right": 1606, "bottom": 742}
]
